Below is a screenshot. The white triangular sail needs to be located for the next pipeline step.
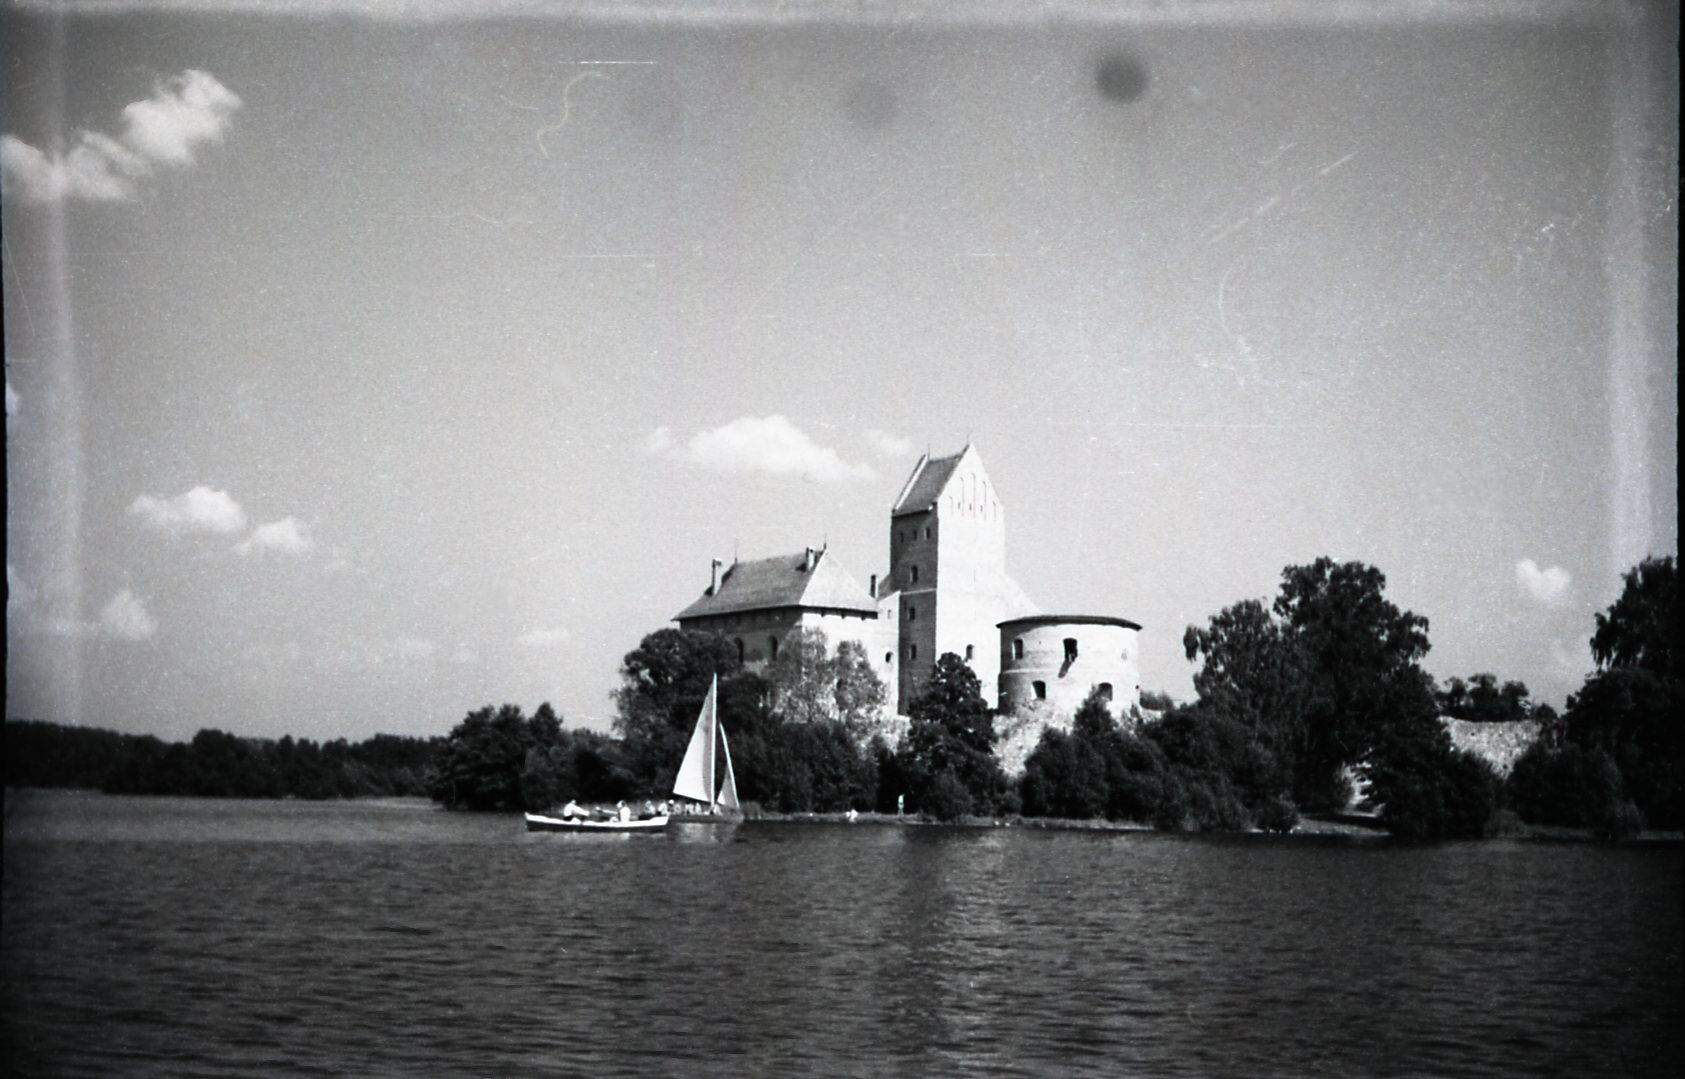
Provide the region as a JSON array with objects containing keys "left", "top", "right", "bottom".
[
  {"left": 672, "top": 677, "right": 717, "bottom": 806},
  {"left": 714, "top": 720, "right": 740, "bottom": 812}
]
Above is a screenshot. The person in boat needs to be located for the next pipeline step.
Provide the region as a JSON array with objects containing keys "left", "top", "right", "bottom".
[
  {"left": 616, "top": 800, "right": 631, "bottom": 822},
  {"left": 560, "top": 799, "right": 586, "bottom": 819},
  {"left": 642, "top": 800, "right": 657, "bottom": 818}
]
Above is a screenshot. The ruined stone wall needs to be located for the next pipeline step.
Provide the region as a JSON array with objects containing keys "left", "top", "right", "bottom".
[{"left": 1441, "top": 717, "right": 1541, "bottom": 777}]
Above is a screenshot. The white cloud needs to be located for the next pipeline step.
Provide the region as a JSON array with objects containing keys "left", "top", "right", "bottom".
[
  {"left": 130, "top": 485, "right": 247, "bottom": 535},
  {"left": 643, "top": 426, "right": 676, "bottom": 454},
  {"left": 98, "top": 589, "right": 158, "bottom": 641},
  {"left": 1516, "top": 559, "right": 1571, "bottom": 606},
  {"left": 864, "top": 428, "right": 914, "bottom": 459},
  {"left": 517, "top": 627, "right": 571, "bottom": 647},
  {"left": 649, "top": 415, "right": 875, "bottom": 483},
  {"left": 236, "top": 516, "right": 314, "bottom": 556},
  {"left": 2, "top": 69, "right": 241, "bottom": 203}
]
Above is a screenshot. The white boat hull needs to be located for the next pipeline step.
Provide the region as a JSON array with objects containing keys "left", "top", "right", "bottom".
[{"left": 524, "top": 813, "right": 671, "bottom": 833}]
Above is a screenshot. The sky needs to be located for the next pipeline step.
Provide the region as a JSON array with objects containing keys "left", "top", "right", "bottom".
[{"left": 4, "top": 0, "right": 1677, "bottom": 743}]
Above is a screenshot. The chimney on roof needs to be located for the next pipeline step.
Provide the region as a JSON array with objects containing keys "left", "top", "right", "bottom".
[
  {"left": 709, "top": 558, "right": 724, "bottom": 595},
  {"left": 869, "top": 573, "right": 878, "bottom": 598},
  {"left": 803, "top": 547, "right": 817, "bottom": 572}
]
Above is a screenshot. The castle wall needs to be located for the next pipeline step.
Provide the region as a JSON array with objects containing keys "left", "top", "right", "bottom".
[
  {"left": 997, "top": 618, "right": 1141, "bottom": 722},
  {"left": 680, "top": 607, "right": 891, "bottom": 676}
]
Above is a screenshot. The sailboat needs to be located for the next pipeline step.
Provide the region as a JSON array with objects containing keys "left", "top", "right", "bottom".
[{"left": 670, "top": 674, "right": 740, "bottom": 818}]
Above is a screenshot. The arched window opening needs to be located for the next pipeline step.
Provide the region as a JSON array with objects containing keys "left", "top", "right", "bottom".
[
  {"left": 1032, "top": 681, "right": 1047, "bottom": 700},
  {"left": 964, "top": 644, "right": 974, "bottom": 661},
  {"left": 908, "top": 605, "right": 916, "bottom": 622},
  {"left": 908, "top": 644, "right": 918, "bottom": 661},
  {"left": 1097, "top": 683, "right": 1113, "bottom": 701},
  {"left": 884, "top": 652, "right": 893, "bottom": 665},
  {"left": 1064, "top": 638, "right": 1079, "bottom": 662},
  {"left": 1012, "top": 638, "right": 1025, "bottom": 660},
  {"left": 768, "top": 636, "right": 779, "bottom": 660},
  {"left": 910, "top": 565, "right": 919, "bottom": 584}
]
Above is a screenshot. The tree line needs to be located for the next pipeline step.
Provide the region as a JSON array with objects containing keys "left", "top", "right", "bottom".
[
  {"left": 4, "top": 721, "right": 440, "bottom": 799},
  {"left": 10, "top": 554, "right": 1674, "bottom": 840}
]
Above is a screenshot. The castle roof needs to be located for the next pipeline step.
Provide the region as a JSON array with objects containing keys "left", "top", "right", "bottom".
[
  {"left": 890, "top": 446, "right": 970, "bottom": 517},
  {"left": 673, "top": 549, "right": 878, "bottom": 620}
]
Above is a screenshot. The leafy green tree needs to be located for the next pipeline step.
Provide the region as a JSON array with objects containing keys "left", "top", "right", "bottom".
[
  {"left": 766, "top": 627, "right": 836, "bottom": 726},
  {"left": 1437, "top": 673, "right": 1534, "bottom": 722},
  {"left": 1364, "top": 712, "right": 1500, "bottom": 840},
  {"left": 1273, "top": 558, "right": 1435, "bottom": 808},
  {"left": 1559, "top": 556, "right": 1681, "bottom": 828},
  {"left": 1507, "top": 740, "right": 1625, "bottom": 829},
  {"left": 832, "top": 639, "right": 888, "bottom": 738},
  {"left": 613, "top": 628, "right": 763, "bottom": 790},
  {"left": 1181, "top": 598, "right": 1309, "bottom": 804},
  {"left": 902, "top": 653, "right": 1010, "bottom": 820},
  {"left": 430, "top": 703, "right": 575, "bottom": 811}
]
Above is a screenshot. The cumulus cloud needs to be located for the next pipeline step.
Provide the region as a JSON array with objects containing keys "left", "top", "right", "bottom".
[
  {"left": 2, "top": 69, "right": 241, "bottom": 203},
  {"left": 98, "top": 589, "right": 158, "bottom": 641},
  {"left": 864, "top": 428, "right": 914, "bottom": 459},
  {"left": 517, "top": 627, "right": 571, "bottom": 647},
  {"left": 1516, "top": 559, "right": 1571, "bottom": 606},
  {"left": 647, "top": 415, "right": 875, "bottom": 483},
  {"left": 130, "top": 485, "right": 247, "bottom": 535},
  {"left": 236, "top": 516, "right": 314, "bottom": 556}
]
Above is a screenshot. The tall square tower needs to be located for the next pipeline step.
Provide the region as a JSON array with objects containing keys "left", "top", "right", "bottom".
[{"left": 886, "top": 446, "right": 1034, "bottom": 712}]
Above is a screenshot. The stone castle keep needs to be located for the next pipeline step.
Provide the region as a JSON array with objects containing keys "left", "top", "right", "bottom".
[{"left": 673, "top": 447, "right": 1142, "bottom": 753}]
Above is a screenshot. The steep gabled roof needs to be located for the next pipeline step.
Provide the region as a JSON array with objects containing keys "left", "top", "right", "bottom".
[
  {"left": 891, "top": 446, "right": 970, "bottom": 517},
  {"left": 673, "top": 549, "right": 877, "bottom": 621}
]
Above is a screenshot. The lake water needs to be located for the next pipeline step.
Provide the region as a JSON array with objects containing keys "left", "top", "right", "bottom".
[{"left": 3, "top": 791, "right": 1679, "bottom": 1077}]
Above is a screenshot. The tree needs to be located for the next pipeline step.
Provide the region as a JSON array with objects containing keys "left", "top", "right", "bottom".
[
  {"left": 1559, "top": 556, "right": 1681, "bottom": 829},
  {"left": 1364, "top": 709, "right": 1499, "bottom": 840},
  {"left": 1591, "top": 556, "right": 1678, "bottom": 674},
  {"left": 1438, "top": 674, "right": 1534, "bottom": 723},
  {"left": 902, "top": 653, "right": 1010, "bottom": 820},
  {"left": 832, "top": 639, "right": 888, "bottom": 738},
  {"left": 1183, "top": 558, "right": 1437, "bottom": 812},
  {"left": 430, "top": 703, "right": 576, "bottom": 812},
  {"left": 1273, "top": 558, "right": 1435, "bottom": 808},
  {"left": 613, "top": 628, "right": 761, "bottom": 790},
  {"left": 766, "top": 627, "right": 835, "bottom": 726}
]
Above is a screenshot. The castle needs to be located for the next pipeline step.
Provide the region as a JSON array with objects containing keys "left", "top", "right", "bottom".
[{"left": 673, "top": 446, "right": 1142, "bottom": 762}]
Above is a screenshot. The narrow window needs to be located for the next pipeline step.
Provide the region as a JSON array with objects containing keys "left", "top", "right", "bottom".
[
  {"left": 1012, "top": 638, "right": 1025, "bottom": 660},
  {"left": 1097, "top": 682, "right": 1113, "bottom": 701},
  {"left": 964, "top": 644, "right": 974, "bottom": 661},
  {"left": 735, "top": 638, "right": 745, "bottom": 663},
  {"left": 769, "top": 636, "right": 779, "bottom": 659},
  {"left": 1064, "top": 638, "right": 1079, "bottom": 662},
  {"left": 908, "top": 605, "right": 916, "bottom": 622},
  {"left": 884, "top": 652, "right": 893, "bottom": 665},
  {"left": 910, "top": 565, "right": 919, "bottom": 584},
  {"left": 1033, "top": 681, "right": 1047, "bottom": 700},
  {"left": 923, "top": 526, "right": 931, "bottom": 539},
  {"left": 909, "top": 644, "right": 918, "bottom": 661}
]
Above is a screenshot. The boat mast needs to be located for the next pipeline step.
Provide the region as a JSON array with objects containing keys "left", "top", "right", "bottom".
[{"left": 708, "top": 673, "right": 718, "bottom": 812}]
